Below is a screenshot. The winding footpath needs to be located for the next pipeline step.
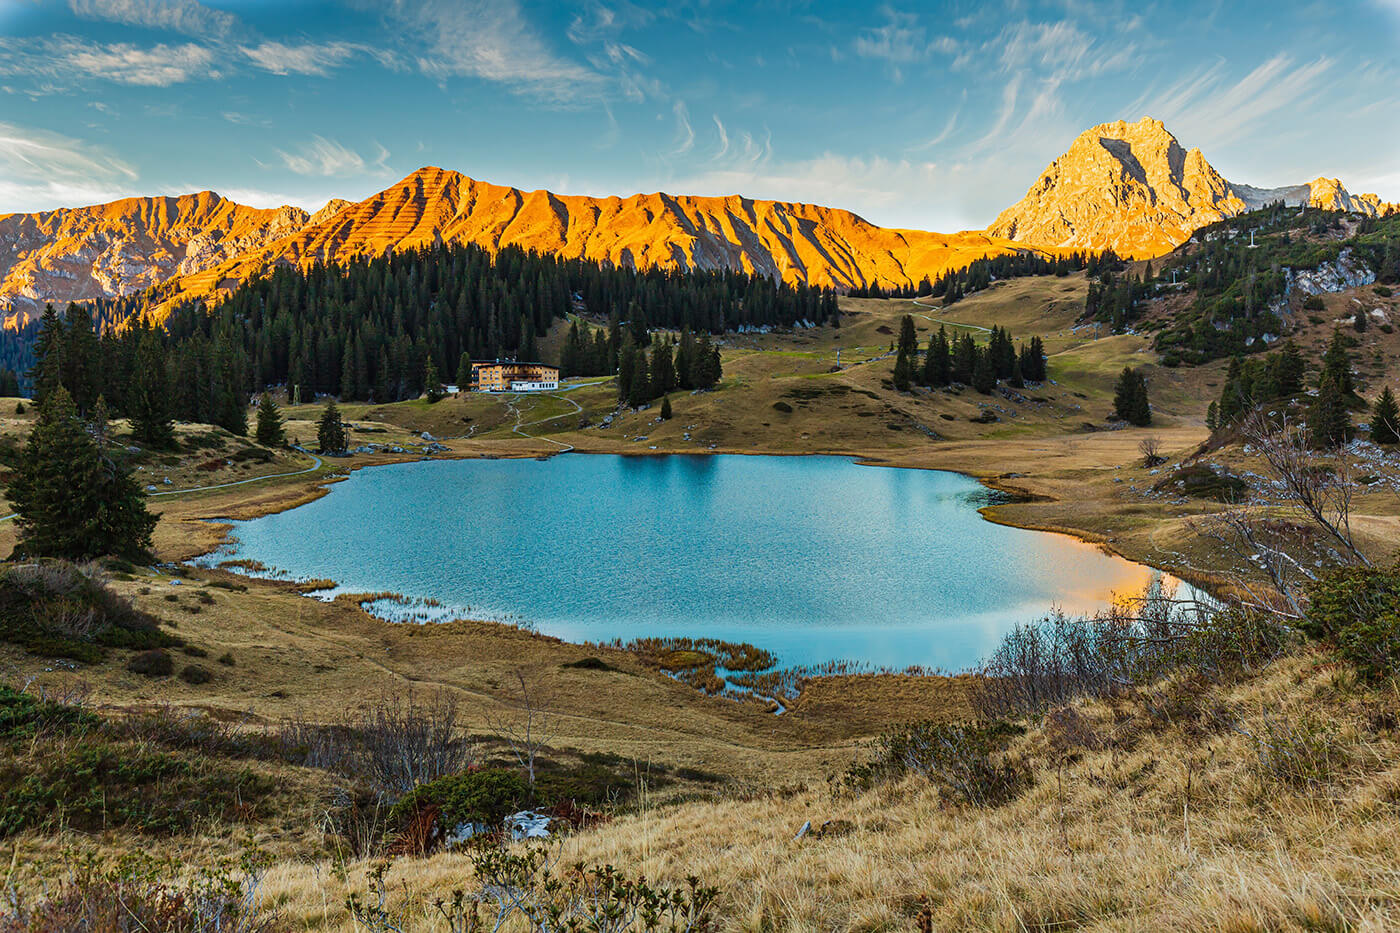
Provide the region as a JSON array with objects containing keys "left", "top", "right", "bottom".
[
  {"left": 0, "top": 451, "right": 325, "bottom": 523},
  {"left": 909, "top": 296, "right": 993, "bottom": 333}
]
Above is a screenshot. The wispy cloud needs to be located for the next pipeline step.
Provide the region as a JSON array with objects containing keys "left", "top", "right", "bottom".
[
  {"left": 371, "top": 0, "right": 605, "bottom": 103},
  {"left": 670, "top": 101, "right": 694, "bottom": 156},
  {"left": 852, "top": 6, "right": 956, "bottom": 80},
  {"left": 275, "top": 136, "right": 391, "bottom": 177},
  {"left": 0, "top": 121, "right": 140, "bottom": 211},
  {"left": 1133, "top": 54, "right": 1334, "bottom": 147},
  {"left": 0, "top": 35, "right": 220, "bottom": 86},
  {"left": 68, "top": 0, "right": 239, "bottom": 39},
  {"left": 240, "top": 41, "right": 366, "bottom": 76}
]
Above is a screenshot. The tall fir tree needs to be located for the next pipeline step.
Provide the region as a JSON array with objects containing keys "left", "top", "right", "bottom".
[
  {"left": 255, "top": 393, "right": 286, "bottom": 447},
  {"left": 1113, "top": 367, "right": 1151, "bottom": 426},
  {"left": 128, "top": 331, "right": 175, "bottom": 449},
  {"left": 971, "top": 348, "right": 996, "bottom": 394},
  {"left": 1372, "top": 387, "right": 1400, "bottom": 445},
  {"left": 27, "top": 304, "right": 65, "bottom": 404},
  {"left": 317, "top": 399, "right": 348, "bottom": 454},
  {"left": 924, "top": 326, "right": 951, "bottom": 387},
  {"left": 9, "top": 386, "right": 156, "bottom": 561}
]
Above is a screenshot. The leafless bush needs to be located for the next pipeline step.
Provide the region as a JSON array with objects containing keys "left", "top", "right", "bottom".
[
  {"left": 1192, "top": 413, "right": 1371, "bottom": 617},
  {"left": 276, "top": 690, "right": 475, "bottom": 798},
  {"left": 355, "top": 690, "right": 473, "bottom": 797},
  {"left": 487, "top": 672, "right": 553, "bottom": 786},
  {"left": 973, "top": 587, "right": 1290, "bottom": 718},
  {"left": 1138, "top": 435, "right": 1165, "bottom": 467}
]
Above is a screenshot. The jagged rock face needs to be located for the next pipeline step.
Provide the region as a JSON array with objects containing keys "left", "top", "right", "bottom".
[
  {"left": 989, "top": 118, "right": 1397, "bottom": 259},
  {"left": 151, "top": 167, "right": 1019, "bottom": 314},
  {"left": 0, "top": 192, "right": 311, "bottom": 326},
  {"left": 988, "top": 117, "right": 1248, "bottom": 259}
]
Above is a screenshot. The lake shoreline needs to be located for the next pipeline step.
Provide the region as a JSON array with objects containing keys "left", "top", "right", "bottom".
[{"left": 170, "top": 435, "right": 1216, "bottom": 602}]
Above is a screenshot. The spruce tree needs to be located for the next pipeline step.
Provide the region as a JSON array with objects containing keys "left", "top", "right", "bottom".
[
  {"left": 423, "top": 358, "right": 445, "bottom": 402},
  {"left": 660, "top": 395, "right": 673, "bottom": 420},
  {"left": 255, "top": 393, "right": 285, "bottom": 447},
  {"left": 456, "top": 352, "right": 473, "bottom": 393},
  {"left": 317, "top": 399, "right": 348, "bottom": 454},
  {"left": 650, "top": 340, "right": 677, "bottom": 396},
  {"left": 617, "top": 335, "right": 637, "bottom": 403},
  {"left": 972, "top": 348, "right": 996, "bottom": 394},
  {"left": 1371, "top": 387, "right": 1399, "bottom": 445},
  {"left": 627, "top": 346, "right": 652, "bottom": 408},
  {"left": 9, "top": 386, "right": 156, "bottom": 561},
  {"left": 924, "top": 327, "right": 951, "bottom": 387},
  {"left": 1309, "top": 376, "right": 1352, "bottom": 448},
  {"left": 1114, "top": 367, "right": 1151, "bottom": 426},
  {"left": 27, "top": 304, "right": 64, "bottom": 404},
  {"left": 129, "top": 332, "right": 175, "bottom": 449},
  {"left": 1319, "top": 329, "right": 1355, "bottom": 396}
]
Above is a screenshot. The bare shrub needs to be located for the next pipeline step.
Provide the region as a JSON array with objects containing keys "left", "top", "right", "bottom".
[
  {"left": 1139, "top": 435, "right": 1166, "bottom": 467},
  {"left": 845, "top": 720, "right": 1032, "bottom": 807},
  {"left": 973, "top": 589, "right": 1291, "bottom": 719},
  {"left": 487, "top": 672, "right": 553, "bottom": 787},
  {"left": 355, "top": 690, "right": 472, "bottom": 797},
  {"left": 276, "top": 690, "right": 474, "bottom": 799}
]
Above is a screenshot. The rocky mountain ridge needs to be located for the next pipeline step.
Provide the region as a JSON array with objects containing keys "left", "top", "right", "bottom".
[
  {"left": 1, "top": 117, "right": 1393, "bottom": 323},
  {"left": 989, "top": 117, "right": 1396, "bottom": 258}
]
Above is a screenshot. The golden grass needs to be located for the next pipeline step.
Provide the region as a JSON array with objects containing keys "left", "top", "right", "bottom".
[{"left": 91, "top": 650, "right": 1395, "bottom": 932}]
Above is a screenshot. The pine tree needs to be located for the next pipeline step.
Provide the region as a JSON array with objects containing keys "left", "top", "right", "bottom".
[
  {"left": 1371, "top": 387, "right": 1399, "bottom": 445},
  {"left": 423, "top": 358, "right": 445, "bottom": 402},
  {"left": 972, "top": 348, "right": 996, "bottom": 394},
  {"left": 924, "top": 326, "right": 951, "bottom": 387},
  {"left": 255, "top": 393, "right": 285, "bottom": 447},
  {"left": 952, "top": 334, "right": 976, "bottom": 384},
  {"left": 660, "top": 395, "right": 673, "bottom": 420},
  {"left": 1114, "top": 367, "right": 1151, "bottom": 426},
  {"left": 1309, "top": 376, "right": 1352, "bottom": 448},
  {"left": 456, "top": 352, "right": 473, "bottom": 393},
  {"left": 616, "top": 334, "right": 637, "bottom": 403},
  {"left": 317, "top": 399, "right": 348, "bottom": 454},
  {"left": 9, "top": 386, "right": 156, "bottom": 561},
  {"left": 129, "top": 332, "right": 175, "bottom": 449},
  {"left": 27, "top": 304, "right": 65, "bottom": 404},
  {"left": 650, "top": 340, "right": 676, "bottom": 396},
  {"left": 627, "top": 345, "right": 652, "bottom": 408},
  {"left": 1319, "top": 329, "right": 1355, "bottom": 396}
]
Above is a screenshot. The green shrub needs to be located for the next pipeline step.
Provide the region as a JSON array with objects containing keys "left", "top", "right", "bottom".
[
  {"left": 0, "top": 742, "right": 275, "bottom": 836},
  {"left": 127, "top": 649, "right": 174, "bottom": 677},
  {"left": 1153, "top": 464, "right": 1248, "bottom": 501},
  {"left": 844, "top": 720, "right": 1031, "bottom": 807},
  {"left": 388, "top": 768, "right": 528, "bottom": 832},
  {"left": 1303, "top": 566, "right": 1400, "bottom": 682},
  {"left": 0, "top": 685, "right": 97, "bottom": 742},
  {"left": 1375, "top": 285, "right": 1394, "bottom": 298},
  {"left": 217, "top": 651, "right": 236, "bottom": 666},
  {"left": 179, "top": 664, "right": 213, "bottom": 685},
  {"left": 0, "top": 561, "right": 174, "bottom": 662},
  {"left": 1304, "top": 295, "right": 1326, "bottom": 311},
  {"left": 1245, "top": 710, "right": 1350, "bottom": 790}
]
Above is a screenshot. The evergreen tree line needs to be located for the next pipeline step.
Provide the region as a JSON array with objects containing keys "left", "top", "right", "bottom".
[
  {"left": 890, "top": 315, "right": 1046, "bottom": 394},
  {"left": 18, "top": 243, "right": 834, "bottom": 437},
  {"left": 1204, "top": 329, "right": 1399, "bottom": 450},
  {"left": 1206, "top": 341, "right": 1307, "bottom": 430},
  {"left": 847, "top": 250, "right": 1096, "bottom": 302},
  {"left": 615, "top": 330, "right": 722, "bottom": 408}
]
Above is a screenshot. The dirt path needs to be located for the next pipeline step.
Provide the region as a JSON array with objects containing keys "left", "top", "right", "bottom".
[{"left": 506, "top": 393, "right": 580, "bottom": 452}]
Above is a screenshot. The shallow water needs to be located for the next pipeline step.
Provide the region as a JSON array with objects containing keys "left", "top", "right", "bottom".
[{"left": 207, "top": 454, "right": 1179, "bottom": 671}]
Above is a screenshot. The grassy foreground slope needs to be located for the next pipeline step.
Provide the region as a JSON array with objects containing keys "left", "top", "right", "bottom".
[{"left": 3, "top": 266, "right": 1400, "bottom": 930}]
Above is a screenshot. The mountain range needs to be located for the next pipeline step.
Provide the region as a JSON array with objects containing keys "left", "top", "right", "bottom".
[{"left": 0, "top": 117, "right": 1393, "bottom": 327}]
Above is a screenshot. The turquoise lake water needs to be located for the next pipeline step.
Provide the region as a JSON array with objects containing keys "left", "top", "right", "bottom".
[{"left": 207, "top": 454, "right": 1175, "bottom": 671}]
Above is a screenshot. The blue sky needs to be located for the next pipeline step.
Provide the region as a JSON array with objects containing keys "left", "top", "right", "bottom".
[{"left": 1, "top": 0, "right": 1397, "bottom": 231}]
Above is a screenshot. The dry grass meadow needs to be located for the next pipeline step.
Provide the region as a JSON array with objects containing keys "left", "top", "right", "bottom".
[{"left": 4, "top": 275, "right": 1400, "bottom": 930}]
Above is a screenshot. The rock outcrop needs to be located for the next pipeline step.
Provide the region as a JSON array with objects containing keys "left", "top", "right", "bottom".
[
  {"left": 0, "top": 192, "right": 312, "bottom": 326},
  {"left": 989, "top": 117, "right": 1397, "bottom": 259}
]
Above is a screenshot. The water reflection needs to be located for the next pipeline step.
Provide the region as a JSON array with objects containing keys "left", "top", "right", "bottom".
[{"left": 203, "top": 454, "right": 1192, "bottom": 671}]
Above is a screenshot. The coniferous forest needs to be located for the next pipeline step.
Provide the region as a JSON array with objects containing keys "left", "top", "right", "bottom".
[{"left": 15, "top": 243, "right": 840, "bottom": 436}]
